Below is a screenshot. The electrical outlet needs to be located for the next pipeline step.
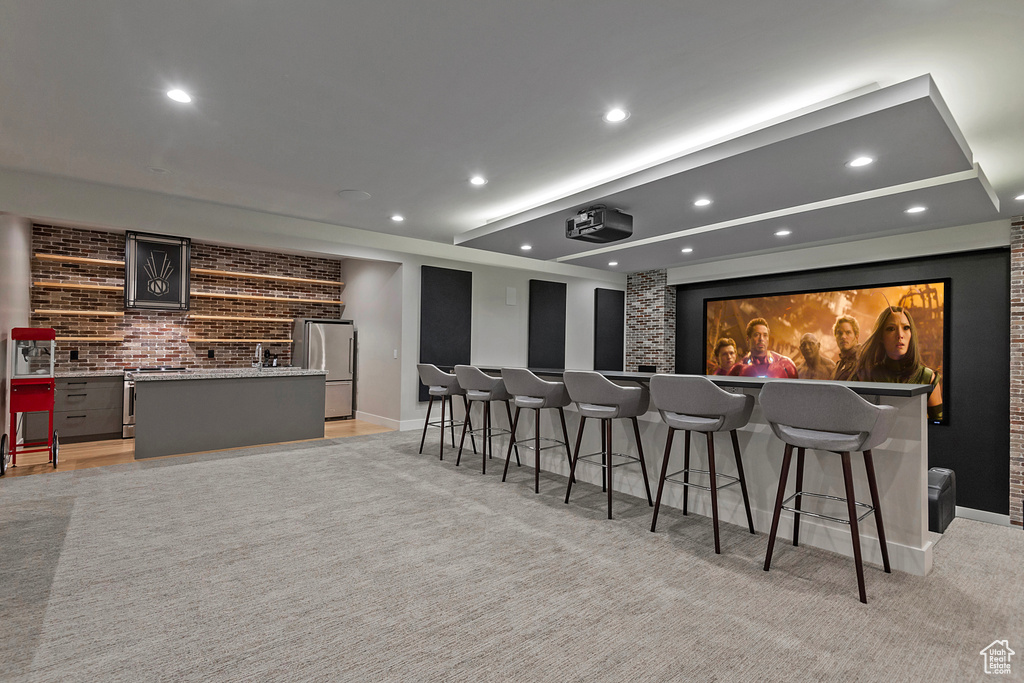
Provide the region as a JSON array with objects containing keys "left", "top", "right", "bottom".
[
  {"left": 70, "top": 349, "right": 79, "bottom": 361},
  {"left": 208, "top": 349, "right": 215, "bottom": 359}
]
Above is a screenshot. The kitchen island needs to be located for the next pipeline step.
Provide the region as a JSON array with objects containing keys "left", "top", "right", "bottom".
[{"left": 133, "top": 368, "right": 327, "bottom": 459}]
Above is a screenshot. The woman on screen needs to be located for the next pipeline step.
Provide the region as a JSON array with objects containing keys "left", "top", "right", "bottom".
[{"left": 855, "top": 306, "right": 943, "bottom": 420}]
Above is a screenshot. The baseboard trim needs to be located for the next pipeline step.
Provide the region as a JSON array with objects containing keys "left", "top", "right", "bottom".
[
  {"left": 955, "top": 506, "right": 1012, "bottom": 527},
  {"left": 354, "top": 411, "right": 401, "bottom": 431}
]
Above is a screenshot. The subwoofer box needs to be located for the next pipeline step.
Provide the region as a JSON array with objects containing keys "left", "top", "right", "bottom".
[{"left": 927, "top": 467, "right": 956, "bottom": 533}]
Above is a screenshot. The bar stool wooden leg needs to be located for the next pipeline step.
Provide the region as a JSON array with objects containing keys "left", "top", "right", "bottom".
[
  {"left": 682, "top": 430, "right": 691, "bottom": 515},
  {"left": 439, "top": 395, "right": 448, "bottom": 460},
  {"left": 558, "top": 407, "right": 575, "bottom": 483},
  {"left": 793, "top": 447, "right": 805, "bottom": 546},
  {"left": 419, "top": 396, "right": 435, "bottom": 454},
  {"left": 841, "top": 451, "right": 868, "bottom": 603},
  {"left": 534, "top": 408, "right": 542, "bottom": 493},
  {"left": 503, "top": 401, "right": 521, "bottom": 466},
  {"left": 706, "top": 432, "right": 721, "bottom": 554},
  {"left": 605, "top": 418, "right": 614, "bottom": 519},
  {"left": 481, "top": 403, "right": 490, "bottom": 474},
  {"left": 449, "top": 396, "right": 458, "bottom": 448},
  {"left": 764, "top": 443, "right": 794, "bottom": 572},
  {"left": 564, "top": 417, "right": 587, "bottom": 504},
  {"left": 455, "top": 400, "right": 472, "bottom": 466},
  {"left": 600, "top": 423, "right": 607, "bottom": 492},
  {"left": 502, "top": 407, "right": 522, "bottom": 482},
  {"left": 730, "top": 430, "right": 755, "bottom": 534},
  {"left": 651, "top": 428, "right": 675, "bottom": 532},
  {"left": 631, "top": 417, "right": 653, "bottom": 506},
  {"left": 863, "top": 449, "right": 891, "bottom": 573},
  {"left": 463, "top": 395, "right": 478, "bottom": 454}
]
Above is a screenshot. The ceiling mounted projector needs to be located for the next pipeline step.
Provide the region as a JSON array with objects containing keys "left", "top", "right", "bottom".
[{"left": 565, "top": 206, "right": 633, "bottom": 243}]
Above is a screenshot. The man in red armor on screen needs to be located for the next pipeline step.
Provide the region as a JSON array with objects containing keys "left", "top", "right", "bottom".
[{"left": 728, "top": 317, "right": 798, "bottom": 379}]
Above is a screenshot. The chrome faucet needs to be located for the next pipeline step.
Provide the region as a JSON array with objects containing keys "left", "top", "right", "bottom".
[{"left": 253, "top": 343, "right": 262, "bottom": 368}]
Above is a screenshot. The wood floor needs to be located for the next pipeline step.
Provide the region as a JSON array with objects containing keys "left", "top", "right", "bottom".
[{"left": 1, "top": 419, "right": 394, "bottom": 479}]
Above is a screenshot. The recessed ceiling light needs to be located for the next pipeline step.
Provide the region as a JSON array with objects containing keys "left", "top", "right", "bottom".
[
  {"left": 905, "top": 206, "right": 927, "bottom": 214},
  {"left": 469, "top": 175, "right": 487, "bottom": 186},
  {"left": 847, "top": 156, "right": 874, "bottom": 168},
  {"left": 774, "top": 229, "right": 792, "bottom": 237},
  {"left": 390, "top": 214, "right": 405, "bottom": 222},
  {"left": 337, "top": 190, "right": 371, "bottom": 202},
  {"left": 681, "top": 247, "right": 693, "bottom": 253},
  {"left": 166, "top": 88, "right": 192, "bottom": 103},
  {"left": 608, "top": 261, "right": 618, "bottom": 267},
  {"left": 603, "top": 108, "right": 629, "bottom": 123},
  {"left": 694, "top": 198, "right": 712, "bottom": 207},
  {"left": 1015, "top": 193, "right": 1024, "bottom": 201},
  {"left": 520, "top": 244, "right": 532, "bottom": 251}
]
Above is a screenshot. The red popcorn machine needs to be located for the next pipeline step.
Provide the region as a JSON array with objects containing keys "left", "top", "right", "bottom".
[{"left": 2, "top": 327, "right": 59, "bottom": 475}]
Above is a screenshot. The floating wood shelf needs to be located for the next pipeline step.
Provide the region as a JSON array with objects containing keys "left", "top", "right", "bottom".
[
  {"left": 191, "top": 267, "right": 341, "bottom": 287},
  {"left": 35, "top": 309, "right": 125, "bottom": 317},
  {"left": 190, "top": 291, "right": 342, "bottom": 305},
  {"left": 34, "top": 281, "right": 124, "bottom": 292},
  {"left": 186, "top": 338, "right": 293, "bottom": 343},
  {"left": 35, "top": 253, "right": 125, "bottom": 267},
  {"left": 56, "top": 336, "right": 124, "bottom": 342},
  {"left": 188, "top": 314, "right": 293, "bottom": 323}
]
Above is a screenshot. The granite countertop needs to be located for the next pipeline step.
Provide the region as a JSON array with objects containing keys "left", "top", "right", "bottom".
[
  {"left": 133, "top": 368, "right": 327, "bottom": 381},
  {"left": 56, "top": 370, "right": 125, "bottom": 378}
]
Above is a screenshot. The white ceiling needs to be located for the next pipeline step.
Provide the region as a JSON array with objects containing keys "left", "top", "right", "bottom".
[{"left": 1, "top": 1, "right": 1022, "bottom": 271}]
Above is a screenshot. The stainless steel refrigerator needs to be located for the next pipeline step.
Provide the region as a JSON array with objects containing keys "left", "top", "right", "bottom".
[{"left": 292, "top": 319, "right": 355, "bottom": 419}]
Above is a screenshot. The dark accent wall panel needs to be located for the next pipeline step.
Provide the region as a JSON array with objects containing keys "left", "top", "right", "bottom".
[
  {"left": 674, "top": 248, "right": 1010, "bottom": 515},
  {"left": 419, "top": 266, "right": 472, "bottom": 401},
  {"left": 528, "top": 280, "right": 566, "bottom": 369},
  {"left": 594, "top": 288, "right": 625, "bottom": 371}
]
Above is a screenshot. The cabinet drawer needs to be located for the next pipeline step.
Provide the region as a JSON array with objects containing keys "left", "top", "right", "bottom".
[
  {"left": 51, "top": 409, "right": 123, "bottom": 438},
  {"left": 57, "top": 384, "right": 123, "bottom": 411},
  {"left": 23, "top": 408, "right": 123, "bottom": 441}
]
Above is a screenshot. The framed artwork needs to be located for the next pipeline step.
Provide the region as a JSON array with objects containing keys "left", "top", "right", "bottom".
[{"left": 124, "top": 231, "right": 191, "bottom": 310}]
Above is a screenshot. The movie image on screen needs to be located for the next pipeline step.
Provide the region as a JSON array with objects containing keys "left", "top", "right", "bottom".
[{"left": 704, "top": 280, "right": 946, "bottom": 423}]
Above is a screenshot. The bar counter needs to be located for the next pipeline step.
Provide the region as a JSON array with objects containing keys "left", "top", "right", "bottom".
[
  {"left": 134, "top": 368, "right": 326, "bottom": 459},
  {"left": 477, "top": 368, "right": 934, "bottom": 576}
]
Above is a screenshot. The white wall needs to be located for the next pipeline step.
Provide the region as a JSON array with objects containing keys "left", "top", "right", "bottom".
[
  {"left": 341, "top": 258, "right": 403, "bottom": 429},
  {"left": 0, "top": 214, "right": 33, "bottom": 438}
]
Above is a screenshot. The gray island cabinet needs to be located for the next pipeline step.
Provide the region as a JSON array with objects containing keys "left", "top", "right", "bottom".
[{"left": 133, "top": 368, "right": 327, "bottom": 459}]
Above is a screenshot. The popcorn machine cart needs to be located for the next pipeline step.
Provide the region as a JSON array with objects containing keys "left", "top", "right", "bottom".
[{"left": 1, "top": 328, "right": 59, "bottom": 475}]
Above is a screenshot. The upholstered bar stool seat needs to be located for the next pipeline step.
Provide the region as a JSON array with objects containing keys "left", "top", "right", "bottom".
[
  {"left": 563, "top": 371, "right": 654, "bottom": 519},
  {"left": 501, "top": 368, "right": 575, "bottom": 493},
  {"left": 759, "top": 380, "right": 897, "bottom": 604},
  {"left": 649, "top": 375, "right": 756, "bottom": 554},
  {"left": 416, "top": 364, "right": 476, "bottom": 460},
  {"left": 454, "top": 365, "right": 520, "bottom": 474}
]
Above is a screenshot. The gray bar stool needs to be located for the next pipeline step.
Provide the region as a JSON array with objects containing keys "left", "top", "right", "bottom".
[
  {"left": 759, "top": 380, "right": 897, "bottom": 603},
  {"left": 454, "top": 365, "right": 520, "bottom": 474},
  {"left": 563, "top": 371, "right": 654, "bottom": 519},
  {"left": 500, "top": 367, "right": 575, "bottom": 493},
  {"left": 416, "top": 364, "right": 475, "bottom": 460},
  {"left": 648, "top": 375, "right": 756, "bottom": 553}
]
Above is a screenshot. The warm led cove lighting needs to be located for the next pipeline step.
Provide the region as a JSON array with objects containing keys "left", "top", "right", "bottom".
[
  {"left": 520, "top": 244, "right": 532, "bottom": 251},
  {"left": 603, "top": 108, "right": 629, "bottom": 123},
  {"left": 608, "top": 261, "right": 618, "bottom": 267},
  {"left": 390, "top": 214, "right": 405, "bottom": 222},
  {"left": 847, "top": 156, "right": 874, "bottom": 167},
  {"left": 774, "top": 229, "right": 792, "bottom": 237},
  {"left": 693, "top": 198, "right": 712, "bottom": 207},
  {"left": 1015, "top": 193, "right": 1024, "bottom": 201},
  {"left": 905, "top": 206, "right": 927, "bottom": 214},
  {"left": 166, "top": 88, "right": 192, "bottom": 103},
  {"left": 681, "top": 247, "right": 693, "bottom": 253},
  {"left": 470, "top": 175, "right": 487, "bottom": 186}
]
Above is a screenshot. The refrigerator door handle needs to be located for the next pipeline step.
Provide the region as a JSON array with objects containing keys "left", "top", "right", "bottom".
[{"left": 348, "top": 337, "right": 354, "bottom": 374}]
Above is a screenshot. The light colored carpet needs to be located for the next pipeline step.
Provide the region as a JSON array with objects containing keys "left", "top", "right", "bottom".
[{"left": 1, "top": 430, "right": 1021, "bottom": 682}]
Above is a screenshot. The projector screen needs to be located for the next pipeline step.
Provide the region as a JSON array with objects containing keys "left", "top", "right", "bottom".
[{"left": 704, "top": 280, "right": 947, "bottom": 423}]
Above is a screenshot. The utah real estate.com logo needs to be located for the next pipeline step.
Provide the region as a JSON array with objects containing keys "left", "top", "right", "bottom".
[{"left": 980, "top": 640, "right": 1014, "bottom": 675}]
